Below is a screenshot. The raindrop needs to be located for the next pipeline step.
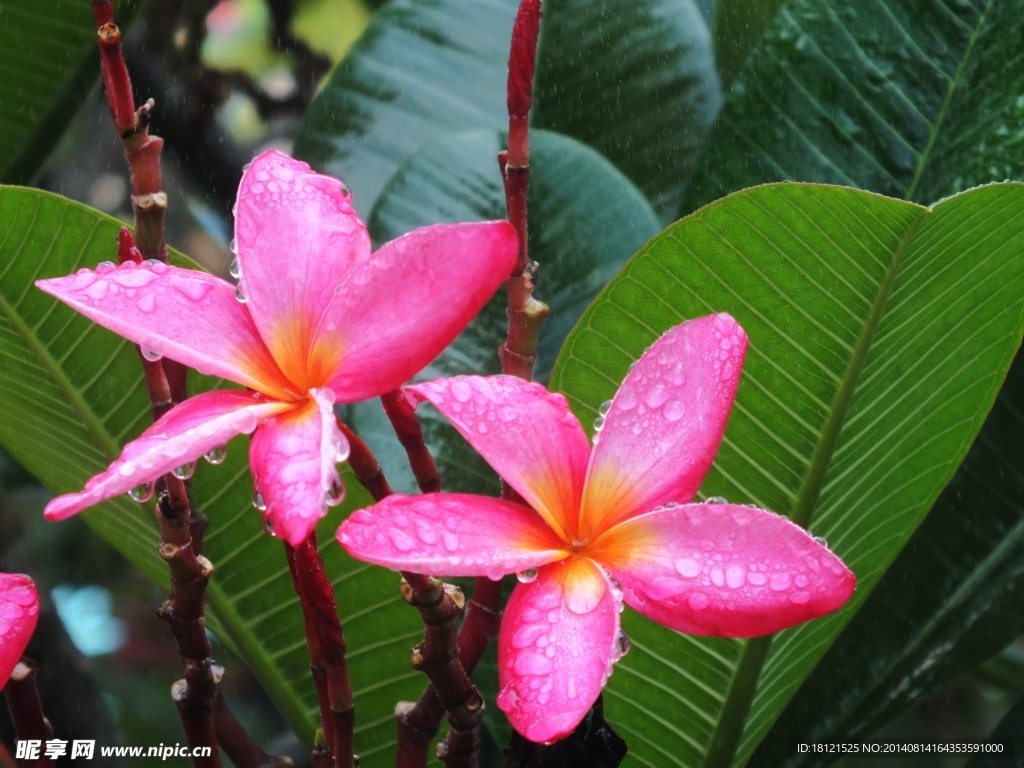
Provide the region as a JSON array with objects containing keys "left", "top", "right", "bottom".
[
  {"left": 516, "top": 568, "right": 538, "bottom": 584},
  {"left": 128, "top": 482, "right": 153, "bottom": 503},
  {"left": 813, "top": 536, "right": 828, "bottom": 548},
  {"left": 335, "top": 443, "right": 351, "bottom": 463},
  {"left": 235, "top": 286, "right": 247, "bottom": 303},
  {"left": 229, "top": 238, "right": 238, "bottom": 254},
  {"left": 144, "top": 259, "right": 162, "bottom": 267},
  {"left": 627, "top": 361, "right": 638, "bottom": 373},
  {"left": 172, "top": 462, "right": 195, "bottom": 480},
  {"left": 141, "top": 349, "right": 163, "bottom": 362},
  {"left": 242, "top": 162, "right": 251, "bottom": 172},
  {"left": 252, "top": 490, "right": 267, "bottom": 511},
  {"left": 229, "top": 258, "right": 241, "bottom": 279},
  {"left": 263, "top": 517, "right": 276, "bottom": 537},
  {"left": 614, "top": 631, "right": 631, "bottom": 658},
  {"left": 97, "top": 260, "right": 116, "bottom": 269},
  {"left": 666, "top": 501, "right": 679, "bottom": 508},
  {"left": 598, "top": 400, "right": 613, "bottom": 417},
  {"left": 204, "top": 445, "right": 227, "bottom": 465},
  {"left": 340, "top": 182, "right": 352, "bottom": 198},
  {"left": 593, "top": 415, "right": 605, "bottom": 432},
  {"left": 706, "top": 496, "right": 728, "bottom": 505},
  {"left": 326, "top": 477, "right": 345, "bottom": 507}
]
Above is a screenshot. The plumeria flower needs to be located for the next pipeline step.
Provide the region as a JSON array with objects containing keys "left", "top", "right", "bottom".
[
  {"left": 36, "top": 149, "right": 517, "bottom": 546},
  {"left": 1, "top": 573, "right": 39, "bottom": 686},
  {"left": 338, "top": 314, "right": 855, "bottom": 742}
]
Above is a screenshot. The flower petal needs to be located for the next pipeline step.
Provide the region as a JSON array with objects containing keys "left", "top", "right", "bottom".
[
  {"left": 318, "top": 222, "right": 518, "bottom": 401},
  {"left": 36, "top": 262, "right": 294, "bottom": 398},
  {"left": 44, "top": 391, "right": 291, "bottom": 521},
  {"left": 591, "top": 503, "right": 856, "bottom": 637},
  {"left": 408, "top": 376, "right": 590, "bottom": 542},
  {"left": 250, "top": 388, "right": 349, "bottom": 547},
  {"left": 337, "top": 493, "right": 568, "bottom": 578},
  {"left": 497, "top": 558, "right": 622, "bottom": 744},
  {"left": 234, "top": 150, "right": 372, "bottom": 388},
  {"left": 0, "top": 574, "right": 39, "bottom": 686},
  {"left": 580, "top": 314, "right": 748, "bottom": 538}
]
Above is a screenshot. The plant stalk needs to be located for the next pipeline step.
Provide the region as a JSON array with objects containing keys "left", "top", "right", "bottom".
[
  {"left": 2, "top": 660, "right": 54, "bottom": 768},
  {"left": 380, "top": 390, "right": 441, "bottom": 494},
  {"left": 285, "top": 534, "right": 356, "bottom": 768}
]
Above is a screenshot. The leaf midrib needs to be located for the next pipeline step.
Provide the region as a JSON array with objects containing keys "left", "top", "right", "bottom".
[
  {"left": 904, "top": 0, "right": 994, "bottom": 201},
  {"left": 700, "top": 206, "right": 930, "bottom": 768}
]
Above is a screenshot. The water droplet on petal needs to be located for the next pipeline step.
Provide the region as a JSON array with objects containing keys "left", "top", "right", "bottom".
[
  {"left": 263, "top": 517, "right": 276, "bottom": 536},
  {"left": 706, "top": 496, "right": 728, "bottom": 505},
  {"left": 516, "top": 568, "right": 538, "bottom": 584},
  {"left": 229, "top": 257, "right": 241, "bottom": 278},
  {"left": 144, "top": 259, "right": 162, "bottom": 267},
  {"left": 235, "top": 286, "right": 247, "bottom": 303},
  {"left": 598, "top": 400, "right": 613, "bottom": 417},
  {"left": 388, "top": 529, "right": 415, "bottom": 552},
  {"left": 592, "top": 415, "right": 605, "bottom": 432},
  {"left": 789, "top": 591, "right": 811, "bottom": 605},
  {"left": 340, "top": 182, "right": 352, "bottom": 198},
  {"left": 326, "top": 477, "right": 345, "bottom": 507},
  {"left": 97, "top": 260, "right": 116, "bottom": 271},
  {"left": 172, "top": 462, "right": 194, "bottom": 480},
  {"left": 688, "top": 592, "right": 710, "bottom": 610},
  {"left": 664, "top": 401, "right": 686, "bottom": 421},
  {"left": 627, "top": 361, "right": 637, "bottom": 373},
  {"left": 204, "top": 445, "right": 227, "bottom": 464},
  {"left": 252, "top": 491, "right": 267, "bottom": 511},
  {"left": 142, "top": 348, "right": 163, "bottom": 362},
  {"left": 229, "top": 238, "right": 238, "bottom": 254},
  {"left": 128, "top": 482, "right": 153, "bottom": 502},
  {"left": 813, "top": 536, "right": 828, "bottom": 548},
  {"left": 613, "top": 631, "right": 631, "bottom": 660}
]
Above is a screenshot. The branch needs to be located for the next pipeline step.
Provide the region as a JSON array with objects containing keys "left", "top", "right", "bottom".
[
  {"left": 92, "top": 0, "right": 187, "bottom": 404},
  {"left": 337, "top": 421, "right": 394, "bottom": 502},
  {"left": 380, "top": 391, "right": 441, "bottom": 494},
  {"left": 2, "top": 660, "right": 54, "bottom": 768},
  {"left": 498, "top": 0, "right": 548, "bottom": 382},
  {"left": 286, "top": 535, "right": 356, "bottom": 768},
  {"left": 213, "top": 688, "right": 294, "bottom": 768}
]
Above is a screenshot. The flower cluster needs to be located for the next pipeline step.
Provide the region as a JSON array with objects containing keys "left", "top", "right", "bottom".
[
  {"left": 39, "top": 149, "right": 854, "bottom": 745},
  {"left": 0, "top": 573, "right": 39, "bottom": 687}
]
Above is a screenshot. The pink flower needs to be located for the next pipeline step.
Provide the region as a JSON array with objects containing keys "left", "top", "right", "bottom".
[
  {"left": 36, "top": 149, "right": 517, "bottom": 546},
  {"left": 0, "top": 574, "right": 39, "bottom": 686},
  {"left": 337, "top": 314, "right": 855, "bottom": 743}
]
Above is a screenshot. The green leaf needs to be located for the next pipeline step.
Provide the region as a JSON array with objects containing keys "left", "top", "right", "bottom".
[
  {"left": 0, "top": 1, "right": 141, "bottom": 183},
  {"left": 752, "top": 350, "right": 1024, "bottom": 765},
  {"left": 351, "top": 128, "right": 659, "bottom": 499},
  {"left": 0, "top": 186, "right": 427, "bottom": 766},
  {"left": 549, "top": 182, "right": 1024, "bottom": 767},
  {"left": 679, "top": 0, "right": 1024, "bottom": 753},
  {"left": 293, "top": 0, "right": 718, "bottom": 218},
  {"left": 684, "top": 0, "right": 1024, "bottom": 213},
  {"left": 710, "top": 0, "right": 786, "bottom": 86}
]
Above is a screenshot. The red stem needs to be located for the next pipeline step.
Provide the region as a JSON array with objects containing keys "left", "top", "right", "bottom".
[
  {"left": 286, "top": 534, "right": 355, "bottom": 768},
  {"left": 2, "top": 661, "right": 54, "bottom": 768},
  {"left": 380, "top": 390, "right": 441, "bottom": 494}
]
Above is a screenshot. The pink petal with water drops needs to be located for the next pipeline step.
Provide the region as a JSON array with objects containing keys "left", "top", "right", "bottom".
[
  {"left": 579, "top": 314, "right": 747, "bottom": 538},
  {"left": 0, "top": 574, "right": 39, "bottom": 687},
  {"left": 35, "top": 262, "right": 294, "bottom": 399},
  {"left": 408, "top": 376, "right": 590, "bottom": 542},
  {"left": 591, "top": 503, "right": 856, "bottom": 637},
  {"left": 318, "top": 222, "right": 518, "bottom": 402},
  {"left": 44, "top": 390, "right": 292, "bottom": 522},
  {"left": 338, "top": 493, "right": 568, "bottom": 579},
  {"left": 250, "top": 388, "right": 349, "bottom": 546},
  {"left": 497, "top": 557, "right": 622, "bottom": 743},
  {"left": 233, "top": 150, "right": 371, "bottom": 387}
]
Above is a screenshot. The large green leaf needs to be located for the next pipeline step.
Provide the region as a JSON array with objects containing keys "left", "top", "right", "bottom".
[
  {"left": 684, "top": 0, "right": 1024, "bottom": 213},
  {"left": 549, "top": 182, "right": 1024, "bottom": 767},
  {"left": 352, "top": 128, "right": 659, "bottom": 497},
  {"left": 0, "top": 1, "right": 141, "bottom": 183},
  {"left": 677, "top": 0, "right": 1024, "bottom": 754},
  {"left": 751, "top": 349, "right": 1024, "bottom": 766},
  {"left": 0, "top": 186, "right": 430, "bottom": 766},
  {"left": 293, "top": 0, "right": 718, "bottom": 218}
]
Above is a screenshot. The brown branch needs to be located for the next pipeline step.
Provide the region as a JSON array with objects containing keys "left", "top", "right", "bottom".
[
  {"left": 338, "top": 421, "right": 394, "bottom": 502},
  {"left": 2, "top": 660, "right": 54, "bottom": 768},
  {"left": 380, "top": 391, "right": 441, "bottom": 494},
  {"left": 286, "top": 535, "right": 355, "bottom": 768}
]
